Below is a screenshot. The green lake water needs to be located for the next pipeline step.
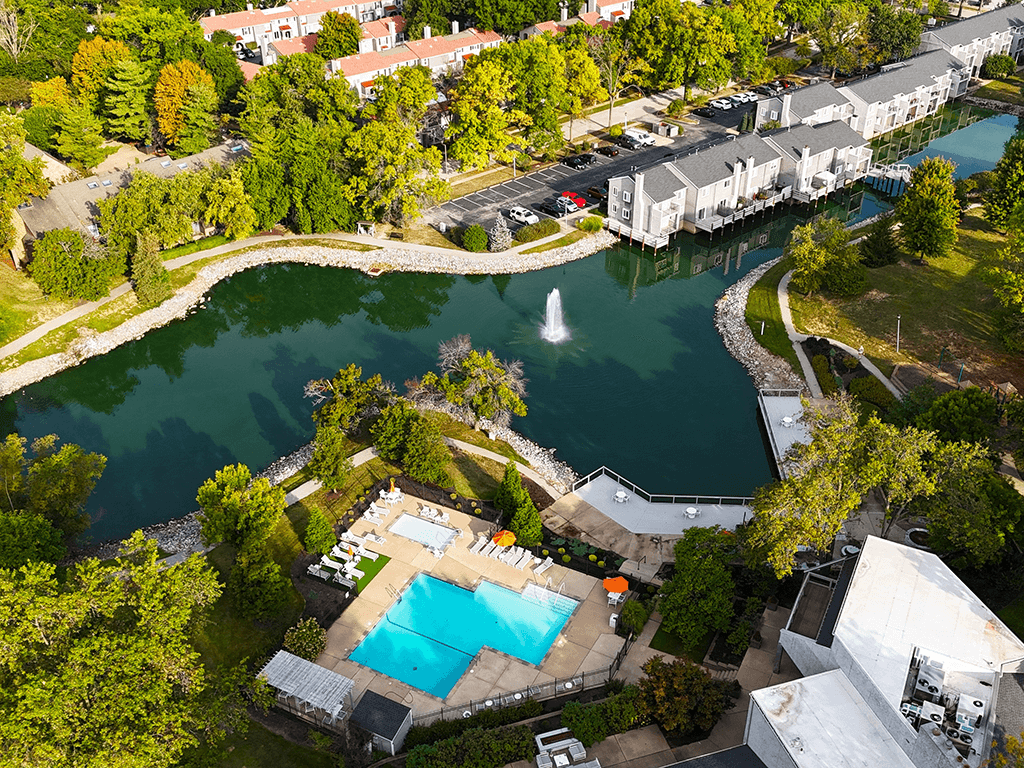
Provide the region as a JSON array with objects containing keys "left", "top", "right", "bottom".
[{"left": 1, "top": 114, "right": 1018, "bottom": 543}]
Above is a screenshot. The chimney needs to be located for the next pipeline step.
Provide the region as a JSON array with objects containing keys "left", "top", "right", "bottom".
[
  {"left": 452, "top": 20, "right": 459, "bottom": 34},
  {"left": 587, "top": 0, "right": 596, "bottom": 13},
  {"left": 800, "top": 145, "right": 810, "bottom": 191},
  {"left": 560, "top": 4, "right": 568, "bottom": 21},
  {"left": 246, "top": 2, "right": 253, "bottom": 9},
  {"left": 781, "top": 92, "right": 792, "bottom": 126},
  {"left": 388, "top": 20, "right": 395, "bottom": 36},
  {"left": 424, "top": 24, "right": 431, "bottom": 38},
  {"left": 208, "top": 9, "right": 216, "bottom": 16},
  {"left": 747, "top": 154, "right": 756, "bottom": 196},
  {"left": 633, "top": 172, "right": 645, "bottom": 230}
]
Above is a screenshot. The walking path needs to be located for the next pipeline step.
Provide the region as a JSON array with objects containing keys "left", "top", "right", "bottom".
[{"left": 777, "top": 271, "right": 902, "bottom": 399}]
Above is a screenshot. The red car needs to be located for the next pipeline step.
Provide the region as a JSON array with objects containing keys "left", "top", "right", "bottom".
[{"left": 561, "top": 191, "right": 588, "bottom": 208}]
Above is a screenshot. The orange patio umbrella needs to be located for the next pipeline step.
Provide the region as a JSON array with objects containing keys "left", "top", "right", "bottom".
[
  {"left": 492, "top": 530, "right": 516, "bottom": 547},
  {"left": 603, "top": 576, "right": 629, "bottom": 593}
]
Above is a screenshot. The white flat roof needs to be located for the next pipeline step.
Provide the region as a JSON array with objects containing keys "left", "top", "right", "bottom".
[
  {"left": 757, "top": 391, "right": 810, "bottom": 478},
  {"left": 834, "top": 537, "right": 1024, "bottom": 707},
  {"left": 751, "top": 669, "right": 916, "bottom": 768}
]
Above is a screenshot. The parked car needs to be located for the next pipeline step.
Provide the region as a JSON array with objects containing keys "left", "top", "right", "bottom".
[
  {"left": 709, "top": 98, "right": 733, "bottom": 110},
  {"left": 773, "top": 79, "right": 794, "bottom": 90},
  {"left": 693, "top": 106, "right": 717, "bottom": 118},
  {"left": 729, "top": 94, "right": 748, "bottom": 106},
  {"left": 752, "top": 84, "right": 777, "bottom": 96},
  {"left": 578, "top": 153, "right": 599, "bottom": 166},
  {"left": 587, "top": 184, "right": 608, "bottom": 201},
  {"left": 556, "top": 195, "right": 579, "bottom": 213},
  {"left": 597, "top": 144, "right": 619, "bottom": 157},
  {"left": 561, "top": 191, "right": 588, "bottom": 208},
  {"left": 623, "top": 128, "right": 656, "bottom": 147},
  {"left": 617, "top": 135, "right": 643, "bottom": 150},
  {"left": 561, "top": 155, "right": 588, "bottom": 170},
  {"left": 509, "top": 205, "right": 540, "bottom": 225},
  {"left": 537, "top": 201, "right": 566, "bottom": 218}
]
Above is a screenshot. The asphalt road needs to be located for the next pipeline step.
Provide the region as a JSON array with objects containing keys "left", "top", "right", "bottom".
[{"left": 429, "top": 113, "right": 763, "bottom": 231}]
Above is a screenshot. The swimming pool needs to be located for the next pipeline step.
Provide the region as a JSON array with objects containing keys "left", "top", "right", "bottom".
[
  {"left": 389, "top": 513, "right": 458, "bottom": 550},
  {"left": 349, "top": 574, "right": 577, "bottom": 698}
]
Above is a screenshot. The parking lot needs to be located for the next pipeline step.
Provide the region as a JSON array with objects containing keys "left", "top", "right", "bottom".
[{"left": 427, "top": 117, "right": 741, "bottom": 231}]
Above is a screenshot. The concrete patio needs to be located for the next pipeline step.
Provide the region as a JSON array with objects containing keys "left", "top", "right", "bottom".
[{"left": 316, "top": 492, "right": 626, "bottom": 717}]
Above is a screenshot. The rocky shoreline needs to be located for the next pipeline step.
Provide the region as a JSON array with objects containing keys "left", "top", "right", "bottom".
[{"left": 714, "top": 257, "right": 807, "bottom": 391}]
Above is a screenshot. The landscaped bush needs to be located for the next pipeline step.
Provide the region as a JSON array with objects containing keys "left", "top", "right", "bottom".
[
  {"left": 822, "top": 259, "right": 868, "bottom": 297},
  {"left": 515, "top": 219, "right": 560, "bottom": 243},
  {"left": 666, "top": 99, "right": 687, "bottom": 117},
  {"left": 577, "top": 216, "right": 603, "bottom": 232},
  {"left": 284, "top": 618, "right": 327, "bottom": 661},
  {"left": 811, "top": 355, "right": 839, "bottom": 396},
  {"left": 462, "top": 224, "right": 488, "bottom": 252},
  {"left": 981, "top": 53, "right": 1016, "bottom": 79},
  {"left": 303, "top": 505, "right": 335, "bottom": 555},
  {"left": 849, "top": 375, "right": 897, "bottom": 412},
  {"left": 560, "top": 686, "right": 642, "bottom": 748},
  {"left": 620, "top": 599, "right": 649, "bottom": 636},
  {"left": 608, "top": 123, "right": 624, "bottom": 137},
  {"left": 767, "top": 56, "right": 801, "bottom": 77},
  {"left": 405, "top": 726, "right": 536, "bottom": 768},
  {"left": 404, "top": 700, "right": 542, "bottom": 749}
]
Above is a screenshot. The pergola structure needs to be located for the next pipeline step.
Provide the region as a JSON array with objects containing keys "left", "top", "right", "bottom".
[{"left": 259, "top": 650, "right": 356, "bottom": 727}]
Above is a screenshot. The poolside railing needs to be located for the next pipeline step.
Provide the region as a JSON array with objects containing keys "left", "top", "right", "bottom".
[{"left": 571, "top": 466, "right": 754, "bottom": 507}]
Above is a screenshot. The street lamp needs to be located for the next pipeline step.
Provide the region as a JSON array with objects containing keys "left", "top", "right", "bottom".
[{"left": 896, "top": 314, "right": 902, "bottom": 354}]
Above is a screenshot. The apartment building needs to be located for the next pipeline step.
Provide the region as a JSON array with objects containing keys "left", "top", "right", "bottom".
[
  {"left": 265, "top": 15, "right": 405, "bottom": 65},
  {"left": 754, "top": 82, "right": 853, "bottom": 131},
  {"left": 919, "top": 1, "right": 1024, "bottom": 75},
  {"left": 761, "top": 120, "right": 872, "bottom": 204}
]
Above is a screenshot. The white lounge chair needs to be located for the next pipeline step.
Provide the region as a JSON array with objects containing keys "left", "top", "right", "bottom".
[
  {"left": 369, "top": 501, "right": 389, "bottom": 517},
  {"left": 363, "top": 511, "right": 382, "bottom": 524},
  {"left": 365, "top": 531, "right": 386, "bottom": 545},
  {"left": 514, "top": 552, "right": 534, "bottom": 570},
  {"left": 435, "top": 510, "right": 450, "bottom": 523},
  {"left": 535, "top": 556, "right": 554, "bottom": 575},
  {"left": 330, "top": 545, "right": 358, "bottom": 562},
  {"left": 340, "top": 531, "right": 366, "bottom": 547},
  {"left": 500, "top": 547, "right": 521, "bottom": 565},
  {"left": 469, "top": 536, "right": 488, "bottom": 555},
  {"left": 354, "top": 545, "right": 379, "bottom": 562},
  {"left": 479, "top": 541, "right": 497, "bottom": 558},
  {"left": 489, "top": 545, "right": 507, "bottom": 559},
  {"left": 321, "top": 555, "right": 347, "bottom": 570},
  {"left": 332, "top": 572, "right": 357, "bottom": 589},
  {"left": 343, "top": 563, "right": 365, "bottom": 579},
  {"left": 307, "top": 563, "right": 331, "bottom": 580}
]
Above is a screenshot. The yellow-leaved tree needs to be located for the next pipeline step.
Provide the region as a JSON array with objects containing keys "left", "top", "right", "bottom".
[
  {"left": 71, "top": 37, "right": 133, "bottom": 113},
  {"left": 29, "top": 76, "right": 73, "bottom": 109},
  {"left": 154, "top": 60, "right": 214, "bottom": 145}
]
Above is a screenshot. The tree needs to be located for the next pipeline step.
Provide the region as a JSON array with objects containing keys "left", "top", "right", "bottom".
[
  {"left": 308, "top": 363, "right": 389, "bottom": 433},
  {"left": 463, "top": 224, "right": 488, "bottom": 251},
  {"left": 97, "top": 171, "right": 202, "bottom": 262},
  {"left": 284, "top": 617, "right": 327, "bottom": 660},
  {"left": 70, "top": 36, "right": 131, "bottom": 114},
  {"left": 561, "top": 43, "right": 606, "bottom": 142},
  {"left": 29, "top": 76, "right": 72, "bottom": 109},
  {"left": 810, "top": 0, "right": 869, "bottom": 77},
  {"left": 196, "top": 463, "right": 286, "bottom": 554},
  {"left": 56, "top": 101, "right": 111, "bottom": 172},
  {"left": 404, "top": 0, "right": 448, "bottom": 40},
  {"left": 370, "top": 400, "right": 419, "bottom": 462},
  {"left": 229, "top": 545, "right": 289, "bottom": 618},
  {"left": 982, "top": 53, "right": 1016, "bottom": 79},
  {"left": 0, "top": 508, "right": 65, "bottom": 569},
  {"left": 896, "top": 155, "right": 959, "bottom": 261},
  {"left": 509, "top": 494, "right": 542, "bottom": 546},
  {"left": 0, "top": 113, "right": 47, "bottom": 254},
  {"left": 0, "top": 532, "right": 227, "bottom": 767},
  {"left": 154, "top": 60, "right": 214, "bottom": 145},
  {"left": 490, "top": 216, "right": 512, "bottom": 252},
  {"left": 308, "top": 424, "right": 353, "bottom": 491},
  {"left": 638, "top": 656, "right": 737, "bottom": 734},
  {"left": 788, "top": 216, "right": 865, "bottom": 296},
  {"left": 490, "top": 36, "right": 569, "bottom": 155},
  {"left": 992, "top": 731, "right": 1024, "bottom": 768},
  {"left": 589, "top": 26, "right": 646, "bottom": 127},
  {"left": 658, "top": 526, "right": 736, "bottom": 640},
  {"left": 985, "top": 135, "right": 1024, "bottom": 231},
  {"left": 447, "top": 59, "right": 524, "bottom": 172},
  {"left": 239, "top": 157, "right": 289, "bottom": 231},
  {"left": 196, "top": 38, "right": 245, "bottom": 112},
  {"left": 313, "top": 11, "right": 361, "bottom": 59},
  {"left": 28, "top": 228, "right": 122, "bottom": 300},
  {"left": 131, "top": 231, "right": 172, "bottom": 306},
  {"left": 713, "top": 5, "right": 768, "bottom": 81},
  {"left": 916, "top": 387, "right": 999, "bottom": 444},
  {"left": 0, "top": 0, "right": 37, "bottom": 63},
  {"left": 494, "top": 461, "right": 526, "bottom": 515},
  {"left": 867, "top": 5, "right": 922, "bottom": 64},
  {"left": 860, "top": 212, "right": 903, "bottom": 267},
  {"left": 99, "top": 5, "right": 203, "bottom": 66},
  {"left": 303, "top": 506, "right": 335, "bottom": 555},
  {"left": 175, "top": 80, "right": 218, "bottom": 155},
  {"left": 417, "top": 334, "right": 528, "bottom": 427},
  {"left": 105, "top": 58, "right": 151, "bottom": 142},
  {"left": 402, "top": 417, "right": 451, "bottom": 486},
  {"left": 204, "top": 166, "right": 257, "bottom": 240}
]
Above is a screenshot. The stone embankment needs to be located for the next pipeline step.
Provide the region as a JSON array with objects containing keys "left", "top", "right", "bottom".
[
  {"left": 714, "top": 257, "right": 806, "bottom": 392},
  {"left": 0, "top": 232, "right": 618, "bottom": 399}
]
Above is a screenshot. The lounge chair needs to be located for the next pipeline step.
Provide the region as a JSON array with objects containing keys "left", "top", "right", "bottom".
[
  {"left": 332, "top": 572, "right": 357, "bottom": 589},
  {"left": 368, "top": 501, "right": 389, "bottom": 517},
  {"left": 365, "top": 531, "right": 386, "bottom": 545},
  {"left": 536, "top": 754, "right": 554, "bottom": 768},
  {"left": 341, "top": 531, "right": 366, "bottom": 547},
  {"left": 330, "top": 545, "right": 358, "bottom": 562},
  {"left": 306, "top": 563, "right": 331, "bottom": 580},
  {"left": 535, "top": 556, "right": 554, "bottom": 575},
  {"left": 321, "top": 555, "right": 347, "bottom": 570},
  {"left": 500, "top": 547, "right": 521, "bottom": 565},
  {"left": 479, "top": 541, "right": 497, "bottom": 558},
  {"left": 363, "top": 510, "right": 382, "bottom": 524},
  {"left": 435, "top": 510, "right": 450, "bottom": 523},
  {"left": 354, "top": 545, "right": 379, "bottom": 561},
  {"left": 514, "top": 551, "right": 534, "bottom": 570},
  {"left": 343, "top": 563, "right": 365, "bottom": 579},
  {"left": 490, "top": 545, "right": 507, "bottom": 559},
  {"left": 469, "top": 536, "right": 488, "bottom": 555}
]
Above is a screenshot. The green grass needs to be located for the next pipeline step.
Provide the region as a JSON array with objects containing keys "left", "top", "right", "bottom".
[
  {"left": 213, "top": 723, "right": 334, "bottom": 768},
  {"left": 999, "top": 592, "right": 1024, "bottom": 639},
  {"left": 355, "top": 554, "right": 390, "bottom": 592},
  {"left": 0, "top": 262, "right": 78, "bottom": 347},
  {"left": 744, "top": 256, "right": 801, "bottom": 374},
  {"left": 160, "top": 234, "right": 230, "bottom": 261},
  {"left": 789, "top": 214, "right": 1004, "bottom": 376},
  {"left": 975, "top": 75, "right": 1024, "bottom": 106},
  {"left": 649, "top": 625, "right": 715, "bottom": 664},
  {"left": 521, "top": 230, "right": 587, "bottom": 254},
  {"left": 422, "top": 411, "right": 527, "bottom": 463},
  {"left": 446, "top": 451, "right": 505, "bottom": 499}
]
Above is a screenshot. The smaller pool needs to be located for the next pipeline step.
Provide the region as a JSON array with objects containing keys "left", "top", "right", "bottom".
[
  {"left": 350, "top": 574, "right": 577, "bottom": 698},
  {"left": 389, "top": 513, "right": 458, "bottom": 549}
]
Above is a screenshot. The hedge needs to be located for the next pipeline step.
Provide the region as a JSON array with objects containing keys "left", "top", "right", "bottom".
[
  {"left": 560, "top": 687, "right": 642, "bottom": 748},
  {"left": 849, "top": 375, "right": 896, "bottom": 412},
  {"left": 811, "top": 354, "right": 839, "bottom": 396},
  {"left": 404, "top": 700, "right": 543, "bottom": 749},
  {"left": 405, "top": 726, "right": 536, "bottom": 768},
  {"left": 577, "top": 216, "right": 603, "bottom": 232},
  {"left": 515, "top": 219, "right": 560, "bottom": 243}
]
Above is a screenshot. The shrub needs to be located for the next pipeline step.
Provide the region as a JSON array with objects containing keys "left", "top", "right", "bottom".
[
  {"left": 691, "top": 93, "right": 709, "bottom": 107},
  {"left": 303, "top": 506, "right": 335, "bottom": 555},
  {"left": 542, "top": 549, "right": 549, "bottom": 556},
  {"left": 562, "top": 554, "right": 571, "bottom": 563},
  {"left": 761, "top": 119, "right": 782, "bottom": 130},
  {"left": 463, "top": 224, "right": 488, "bottom": 252},
  {"left": 849, "top": 375, "right": 897, "bottom": 412},
  {"left": 811, "top": 354, "right": 839, "bottom": 396},
  {"left": 727, "top": 619, "right": 753, "bottom": 655},
  {"left": 561, "top": 701, "right": 607, "bottom": 746},
  {"left": 284, "top": 617, "right": 327, "bottom": 660},
  {"left": 561, "top": 687, "right": 641, "bottom": 747},
  {"left": 557, "top": 547, "right": 565, "bottom": 554},
  {"left": 981, "top": 53, "right": 1016, "bottom": 79},
  {"left": 597, "top": 560, "right": 605, "bottom": 567},
  {"left": 608, "top": 123, "right": 624, "bottom": 137},
  {"left": 515, "top": 219, "right": 560, "bottom": 243},
  {"left": 577, "top": 215, "right": 603, "bottom": 232},
  {"left": 404, "top": 700, "right": 543, "bottom": 749},
  {"left": 588, "top": 553, "right": 597, "bottom": 562},
  {"left": 406, "top": 726, "right": 536, "bottom": 768},
  {"left": 666, "top": 99, "right": 687, "bottom": 117},
  {"left": 768, "top": 56, "right": 801, "bottom": 76},
  {"left": 620, "top": 599, "right": 649, "bottom": 636}
]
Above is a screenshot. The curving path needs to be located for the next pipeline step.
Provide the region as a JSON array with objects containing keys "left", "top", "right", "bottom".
[{"left": 778, "top": 271, "right": 902, "bottom": 400}]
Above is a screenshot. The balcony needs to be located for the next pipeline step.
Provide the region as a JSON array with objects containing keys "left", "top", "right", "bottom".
[{"left": 695, "top": 187, "right": 791, "bottom": 233}]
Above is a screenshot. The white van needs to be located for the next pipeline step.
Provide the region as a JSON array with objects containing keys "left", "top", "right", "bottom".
[{"left": 623, "top": 128, "right": 656, "bottom": 147}]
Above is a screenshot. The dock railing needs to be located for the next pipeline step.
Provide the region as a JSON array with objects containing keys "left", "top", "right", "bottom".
[{"left": 571, "top": 465, "right": 753, "bottom": 507}]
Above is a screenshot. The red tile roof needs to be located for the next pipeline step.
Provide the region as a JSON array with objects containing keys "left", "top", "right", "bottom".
[
  {"left": 287, "top": 0, "right": 357, "bottom": 17},
  {"left": 361, "top": 15, "right": 406, "bottom": 40},
  {"left": 404, "top": 27, "right": 499, "bottom": 59},
  {"left": 336, "top": 46, "right": 417, "bottom": 77},
  {"left": 239, "top": 60, "right": 263, "bottom": 82},
  {"left": 271, "top": 33, "right": 318, "bottom": 56}
]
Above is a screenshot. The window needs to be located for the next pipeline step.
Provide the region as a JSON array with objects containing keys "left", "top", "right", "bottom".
[
  {"left": 231, "top": 145, "right": 244, "bottom": 153},
  {"left": 622, "top": 190, "right": 631, "bottom": 203},
  {"left": 611, "top": 204, "right": 618, "bottom": 215},
  {"left": 161, "top": 160, "right": 171, "bottom": 167},
  {"left": 612, "top": 188, "right": 619, "bottom": 198},
  {"left": 700, "top": 187, "right": 707, "bottom": 197},
  {"left": 274, "top": 31, "right": 280, "bottom": 39},
  {"left": 101, "top": 180, "right": 112, "bottom": 187},
  {"left": 770, "top": 110, "right": 778, "bottom": 120},
  {"left": 697, "top": 207, "right": 706, "bottom": 220},
  {"left": 723, "top": 179, "right": 730, "bottom": 189},
  {"left": 177, "top": 163, "right": 188, "bottom": 169},
  {"left": 622, "top": 208, "right": 630, "bottom": 220},
  {"left": 87, "top": 181, "right": 99, "bottom": 189}
]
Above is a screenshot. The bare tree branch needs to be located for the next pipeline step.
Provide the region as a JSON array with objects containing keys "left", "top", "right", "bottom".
[{"left": 0, "top": 0, "right": 37, "bottom": 63}]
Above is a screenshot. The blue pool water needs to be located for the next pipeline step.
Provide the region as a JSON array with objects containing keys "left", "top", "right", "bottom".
[{"left": 350, "top": 574, "right": 576, "bottom": 698}]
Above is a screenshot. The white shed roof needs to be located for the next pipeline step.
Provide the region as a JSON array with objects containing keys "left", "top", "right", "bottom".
[{"left": 259, "top": 650, "right": 356, "bottom": 721}]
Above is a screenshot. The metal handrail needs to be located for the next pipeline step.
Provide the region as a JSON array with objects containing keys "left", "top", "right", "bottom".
[{"left": 571, "top": 465, "right": 753, "bottom": 506}]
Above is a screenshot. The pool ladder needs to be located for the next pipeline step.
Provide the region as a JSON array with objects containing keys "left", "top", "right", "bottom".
[{"left": 386, "top": 584, "right": 401, "bottom": 603}]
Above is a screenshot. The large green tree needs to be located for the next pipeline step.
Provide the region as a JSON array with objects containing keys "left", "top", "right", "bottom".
[
  {"left": 308, "top": 423, "right": 353, "bottom": 492},
  {"left": 196, "top": 463, "right": 286, "bottom": 554},
  {"left": 28, "top": 227, "right": 124, "bottom": 301},
  {"left": 104, "top": 58, "right": 151, "bottom": 142},
  {"left": 309, "top": 363, "right": 389, "bottom": 433},
  {"left": 489, "top": 36, "right": 568, "bottom": 155},
  {"left": 809, "top": 0, "right": 869, "bottom": 77},
  {"left": 638, "top": 656, "right": 737, "bottom": 735},
  {"left": 985, "top": 135, "right": 1024, "bottom": 231},
  {"left": 55, "top": 100, "right": 110, "bottom": 172},
  {"left": 896, "top": 155, "right": 959, "bottom": 261},
  {"left": 447, "top": 59, "right": 524, "bottom": 171},
  {"left": 495, "top": 461, "right": 541, "bottom": 545},
  {"left": 787, "top": 216, "right": 865, "bottom": 296},
  {"left": 131, "top": 231, "right": 172, "bottom": 307},
  {"left": 867, "top": 5, "right": 922, "bottom": 64},
  {"left": 313, "top": 11, "right": 361, "bottom": 59},
  {"left": 204, "top": 166, "right": 257, "bottom": 240},
  {"left": 0, "top": 113, "right": 48, "bottom": 253},
  {"left": 658, "top": 526, "right": 736, "bottom": 640}
]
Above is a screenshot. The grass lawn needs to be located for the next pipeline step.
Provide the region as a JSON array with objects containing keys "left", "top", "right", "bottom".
[
  {"left": 160, "top": 233, "right": 230, "bottom": 261},
  {"left": 379, "top": 221, "right": 463, "bottom": 250},
  {"left": 975, "top": 76, "right": 1024, "bottom": 106},
  {"left": 446, "top": 451, "right": 506, "bottom": 499},
  {"left": 215, "top": 723, "right": 333, "bottom": 768},
  {"left": 789, "top": 214, "right": 1005, "bottom": 379},
  {"left": 744, "top": 256, "right": 801, "bottom": 374},
  {"left": 355, "top": 554, "right": 390, "bottom": 592},
  {"left": 0, "top": 264, "right": 78, "bottom": 347},
  {"left": 521, "top": 230, "right": 586, "bottom": 254},
  {"left": 649, "top": 625, "right": 715, "bottom": 664}
]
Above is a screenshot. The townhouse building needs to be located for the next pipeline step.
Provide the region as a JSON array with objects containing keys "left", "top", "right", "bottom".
[
  {"left": 265, "top": 15, "right": 405, "bottom": 65},
  {"left": 919, "top": 1, "right": 1024, "bottom": 75},
  {"left": 521, "top": 0, "right": 627, "bottom": 37},
  {"left": 761, "top": 120, "right": 872, "bottom": 204},
  {"left": 754, "top": 82, "right": 853, "bottom": 131}
]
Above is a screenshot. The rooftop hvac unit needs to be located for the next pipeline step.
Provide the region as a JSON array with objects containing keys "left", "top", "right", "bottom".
[{"left": 916, "top": 659, "right": 945, "bottom": 697}]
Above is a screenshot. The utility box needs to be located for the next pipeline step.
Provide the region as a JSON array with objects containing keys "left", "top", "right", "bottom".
[{"left": 655, "top": 122, "right": 679, "bottom": 137}]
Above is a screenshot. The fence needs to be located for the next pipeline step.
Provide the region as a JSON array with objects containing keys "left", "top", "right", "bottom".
[
  {"left": 572, "top": 465, "right": 754, "bottom": 507},
  {"left": 412, "top": 633, "right": 633, "bottom": 726},
  {"left": 346, "top": 475, "right": 500, "bottom": 527}
]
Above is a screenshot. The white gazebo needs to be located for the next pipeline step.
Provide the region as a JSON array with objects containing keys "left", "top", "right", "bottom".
[{"left": 259, "top": 650, "right": 356, "bottom": 728}]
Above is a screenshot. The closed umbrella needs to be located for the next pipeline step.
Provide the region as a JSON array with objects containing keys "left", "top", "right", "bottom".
[
  {"left": 603, "top": 576, "right": 629, "bottom": 593},
  {"left": 492, "top": 530, "right": 516, "bottom": 547}
]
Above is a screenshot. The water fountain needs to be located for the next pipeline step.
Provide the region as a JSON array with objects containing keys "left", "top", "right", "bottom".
[{"left": 540, "top": 288, "right": 571, "bottom": 343}]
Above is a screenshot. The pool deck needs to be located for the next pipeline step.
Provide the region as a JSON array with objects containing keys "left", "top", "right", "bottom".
[{"left": 317, "top": 493, "right": 626, "bottom": 716}]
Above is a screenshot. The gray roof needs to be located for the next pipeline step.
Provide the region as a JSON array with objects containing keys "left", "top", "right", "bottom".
[
  {"left": 350, "top": 689, "right": 411, "bottom": 740},
  {"left": 17, "top": 141, "right": 249, "bottom": 239},
  {"left": 842, "top": 49, "right": 966, "bottom": 104},
  {"left": 928, "top": 1, "right": 1024, "bottom": 48},
  {"left": 640, "top": 163, "right": 686, "bottom": 203},
  {"left": 259, "top": 650, "right": 356, "bottom": 722},
  {"left": 671, "top": 133, "right": 782, "bottom": 189},
  {"left": 763, "top": 120, "right": 867, "bottom": 160},
  {"left": 993, "top": 672, "right": 1024, "bottom": 762},
  {"left": 786, "top": 82, "right": 851, "bottom": 117}
]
